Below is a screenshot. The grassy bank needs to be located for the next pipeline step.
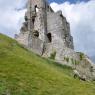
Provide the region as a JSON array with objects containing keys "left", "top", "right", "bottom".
[{"left": 0, "top": 34, "right": 95, "bottom": 95}]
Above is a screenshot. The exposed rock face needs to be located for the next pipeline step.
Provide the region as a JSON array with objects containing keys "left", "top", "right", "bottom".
[
  {"left": 73, "top": 54, "right": 95, "bottom": 81},
  {"left": 15, "top": 0, "right": 95, "bottom": 81}
]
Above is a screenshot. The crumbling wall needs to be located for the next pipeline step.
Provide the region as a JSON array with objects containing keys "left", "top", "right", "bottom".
[
  {"left": 30, "top": 37, "right": 44, "bottom": 55},
  {"left": 16, "top": 0, "right": 74, "bottom": 56},
  {"left": 47, "top": 10, "right": 74, "bottom": 49},
  {"left": 15, "top": 32, "right": 29, "bottom": 46}
]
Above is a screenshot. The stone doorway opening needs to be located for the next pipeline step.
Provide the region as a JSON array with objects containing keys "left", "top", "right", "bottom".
[{"left": 47, "top": 33, "right": 52, "bottom": 42}]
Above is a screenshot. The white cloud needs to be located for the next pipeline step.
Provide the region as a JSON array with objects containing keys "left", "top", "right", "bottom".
[
  {"left": 50, "top": 0, "right": 95, "bottom": 57},
  {"left": 0, "top": 0, "right": 27, "bottom": 37}
]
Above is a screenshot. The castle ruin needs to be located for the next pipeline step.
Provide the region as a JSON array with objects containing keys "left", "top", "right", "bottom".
[
  {"left": 15, "top": 0, "right": 95, "bottom": 81},
  {"left": 16, "top": 0, "right": 74, "bottom": 57}
]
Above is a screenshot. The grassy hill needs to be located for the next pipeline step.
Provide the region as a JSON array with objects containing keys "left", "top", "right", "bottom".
[{"left": 0, "top": 33, "right": 95, "bottom": 95}]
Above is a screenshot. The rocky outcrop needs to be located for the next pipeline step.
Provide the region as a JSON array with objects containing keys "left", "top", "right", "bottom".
[{"left": 75, "top": 54, "right": 95, "bottom": 81}]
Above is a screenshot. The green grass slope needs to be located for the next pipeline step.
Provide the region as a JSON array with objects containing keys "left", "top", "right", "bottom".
[{"left": 0, "top": 33, "right": 95, "bottom": 95}]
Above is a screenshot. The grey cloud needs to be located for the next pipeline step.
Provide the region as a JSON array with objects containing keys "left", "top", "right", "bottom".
[{"left": 0, "top": 0, "right": 27, "bottom": 10}]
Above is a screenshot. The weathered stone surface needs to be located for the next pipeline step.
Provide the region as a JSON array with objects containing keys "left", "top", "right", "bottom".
[
  {"left": 15, "top": 32, "right": 29, "bottom": 46},
  {"left": 30, "top": 37, "right": 45, "bottom": 55}
]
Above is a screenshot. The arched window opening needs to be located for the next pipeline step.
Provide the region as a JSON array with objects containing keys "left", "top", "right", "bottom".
[
  {"left": 32, "top": 18, "right": 35, "bottom": 25},
  {"left": 35, "top": 5, "right": 39, "bottom": 13},
  {"left": 33, "top": 30, "right": 39, "bottom": 37},
  {"left": 47, "top": 33, "right": 52, "bottom": 42}
]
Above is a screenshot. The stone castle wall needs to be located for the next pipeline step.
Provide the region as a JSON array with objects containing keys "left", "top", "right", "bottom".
[{"left": 16, "top": 0, "right": 74, "bottom": 56}]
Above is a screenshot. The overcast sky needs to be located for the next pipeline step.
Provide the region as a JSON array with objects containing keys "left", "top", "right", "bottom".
[{"left": 0, "top": 0, "right": 95, "bottom": 60}]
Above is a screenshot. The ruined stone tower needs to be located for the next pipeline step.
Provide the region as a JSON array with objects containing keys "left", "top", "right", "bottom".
[{"left": 16, "top": 0, "right": 74, "bottom": 57}]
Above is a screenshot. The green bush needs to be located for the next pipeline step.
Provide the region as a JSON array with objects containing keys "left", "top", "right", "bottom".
[
  {"left": 49, "top": 51, "right": 56, "bottom": 60},
  {"left": 71, "top": 58, "right": 80, "bottom": 65},
  {"left": 71, "top": 58, "right": 75, "bottom": 65},
  {"left": 66, "top": 57, "right": 69, "bottom": 62},
  {"left": 79, "top": 53, "right": 84, "bottom": 60},
  {"left": 64, "top": 57, "right": 69, "bottom": 62},
  {"left": 75, "top": 60, "right": 80, "bottom": 65}
]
